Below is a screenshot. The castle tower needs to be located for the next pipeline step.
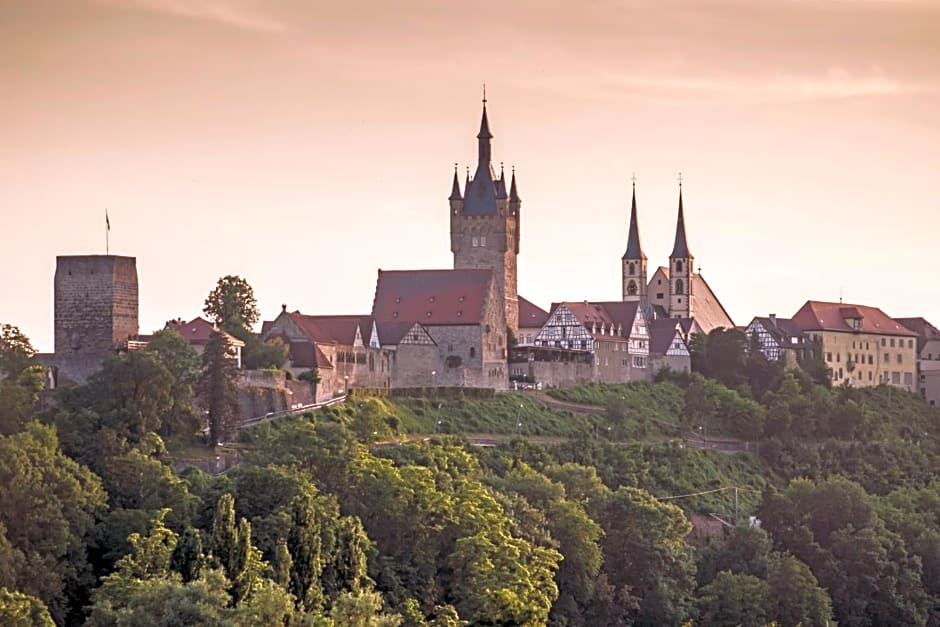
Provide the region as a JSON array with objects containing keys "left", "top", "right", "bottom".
[
  {"left": 621, "top": 180, "right": 647, "bottom": 305},
  {"left": 54, "top": 255, "right": 139, "bottom": 383},
  {"left": 668, "top": 183, "right": 694, "bottom": 319},
  {"left": 450, "top": 98, "right": 520, "bottom": 334}
]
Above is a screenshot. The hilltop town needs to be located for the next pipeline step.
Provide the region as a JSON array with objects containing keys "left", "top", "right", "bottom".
[{"left": 37, "top": 100, "right": 940, "bottom": 411}]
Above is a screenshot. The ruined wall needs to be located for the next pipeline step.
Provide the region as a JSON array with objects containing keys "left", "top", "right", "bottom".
[{"left": 54, "top": 255, "right": 138, "bottom": 383}]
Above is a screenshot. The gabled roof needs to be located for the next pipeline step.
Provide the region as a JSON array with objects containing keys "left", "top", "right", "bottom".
[
  {"left": 371, "top": 269, "right": 492, "bottom": 326},
  {"left": 279, "top": 313, "right": 373, "bottom": 347},
  {"left": 166, "top": 317, "right": 244, "bottom": 347},
  {"left": 552, "top": 300, "right": 642, "bottom": 342},
  {"left": 749, "top": 316, "right": 800, "bottom": 345},
  {"left": 894, "top": 317, "right": 940, "bottom": 339},
  {"left": 287, "top": 341, "right": 333, "bottom": 370},
  {"left": 648, "top": 318, "right": 685, "bottom": 355},
  {"left": 691, "top": 274, "right": 734, "bottom": 332},
  {"left": 791, "top": 301, "right": 916, "bottom": 337},
  {"left": 518, "top": 296, "right": 549, "bottom": 329}
]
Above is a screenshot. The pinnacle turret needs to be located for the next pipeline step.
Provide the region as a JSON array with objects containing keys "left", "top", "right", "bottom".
[
  {"left": 670, "top": 186, "right": 691, "bottom": 259},
  {"left": 448, "top": 165, "right": 462, "bottom": 201}
]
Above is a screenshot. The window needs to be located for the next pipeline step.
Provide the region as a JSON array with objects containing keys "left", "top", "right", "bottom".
[
  {"left": 836, "top": 353, "right": 840, "bottom": 362},
  {"left": 891, "top": 371, "right": 900, "bottom": 384},
  {"left": 628, "top": 262, "right": 635, "bottom": 275},
  {"left": 868, "top": 355, "right": 873, "bottom": 365},
  {"left": 675, "top": 260, "right": 683, "bottom": 272},
  {"left": 869, "top": 371, "right": 873, "bottom": 381},
  {"left": 826, "top": 352, "right": 832, "bottom": 362},
  {"left": 890, "top": 338, "right": 895, "bottom": 347},
  {"left": 656, "top": 292, "right": 664, "bottom": 299},
  {"left": 480, "top": 236, "right": 486, "bottom": 247},
  {"left": 881, "top": 338, "right": 886, "bottom": 347},
  {"left": 469, "top": 346, "right": 476, "bottom": 358},
  {"left": 471, "top": 237, "right": 479, "bottom": 247},
  {"left": 633, "top": 355, "right": 646, "bottom": 368},
  {"left": 884, "top": 352, "right": 889, "bottom": 362},
  {"left": 909, "top": 339, "right": 914, "bottom": 348},
  {"left": 904, "top": 372, "right": 913, "bottom": 385},
  {"left": 627, "top": 280, "right": 638, "bottom": 296},
  {"left": 675, "top": 279, "right": 684, "bottom": 295},
  {"left": 897, "top": 353, "right": 903, "bottom": 364}
]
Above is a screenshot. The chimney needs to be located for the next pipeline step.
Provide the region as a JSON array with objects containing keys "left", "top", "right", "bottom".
[{"left": 769, "top": 313, "right": 777, "bottom": 326}]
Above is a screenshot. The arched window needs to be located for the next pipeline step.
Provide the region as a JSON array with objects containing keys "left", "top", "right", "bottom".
[
  {"left": 627, "top": 280, "right": 638, "bottom": 296},
  {"left": 628, "top": 262, "right": 635, "bottom": 275},
  {"left": 675, "top": 260, "right": 683, "bottom": 272},
  {"left": 675, "top": 279, "right": 684, "bottom": 295}
]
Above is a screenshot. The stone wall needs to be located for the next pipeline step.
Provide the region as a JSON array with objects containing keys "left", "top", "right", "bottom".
[{"left": 54, "top": 255, "right": 138, "bottom": 383}]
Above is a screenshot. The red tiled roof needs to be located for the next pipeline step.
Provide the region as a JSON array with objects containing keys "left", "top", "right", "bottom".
[
  {"left": 288, "top": 341, "right": 333, "bottom": 369},
  {"left": 554, "top": 301, "right": 641, "bottom": 342},
  {"left": 648, "top": 318, "right": 683, "bottom": 355},
  {"left": 166, "top": 317, "right": 243, "bottom": 346},
  {"left": 790, "top": 301, "right": 916, "bottom": 337},
  {"left": 288, "top": 313, "right": 370, "bottom": 346},
  {"left": 371, "top": 269, "right": 492, "bottom": 326},
  {"left": 519, "top": 296, "right": 549, "bottom": 329},
  {"left": 895, "top": 317, "right": 940, "bottom": 339}
]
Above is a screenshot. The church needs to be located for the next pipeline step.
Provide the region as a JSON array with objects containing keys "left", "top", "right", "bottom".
[{"left": 267, "top": 97, "right": 733, "bottom": 392}]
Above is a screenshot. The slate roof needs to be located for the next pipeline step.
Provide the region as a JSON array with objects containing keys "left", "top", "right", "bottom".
[
  {"left": 371, "top": 269, "right": 492, "bottom": 326},
  {"left": 670, "top": 188, "right": 692, "bottom": 258},
  {"left": 518, "top": 296, "right": 549, "bottom": 329},
  {"left": 790, "top": 301, "right": 916, "bottom": 337},
  {"left": 622, "top": 185, "right": 646, "bottom": 260}
]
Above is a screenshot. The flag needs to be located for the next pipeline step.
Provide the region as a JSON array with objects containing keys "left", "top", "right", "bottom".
[{"left": 106, "top": 210, "right": 110, "bottom": 231}]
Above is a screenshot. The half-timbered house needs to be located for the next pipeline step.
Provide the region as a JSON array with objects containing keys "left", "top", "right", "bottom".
[
  {"left": 648, "top": 318, "right": 691, "bottom": 374},
  {"left": 744, "top": 315, "right": 802, "bottom": 366},
  {"left": 516, "top": 300, "right": 649, "bottom": 386}
]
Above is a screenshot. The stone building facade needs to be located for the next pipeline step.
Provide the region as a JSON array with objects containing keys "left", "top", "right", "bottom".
[{"left": 52, "top": 255, "right": 139, "bottom": 384}]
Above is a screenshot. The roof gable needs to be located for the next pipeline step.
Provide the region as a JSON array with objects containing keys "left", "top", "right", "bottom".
[{"left": 518, "top": 296, "right": 550, "bottom": 329}]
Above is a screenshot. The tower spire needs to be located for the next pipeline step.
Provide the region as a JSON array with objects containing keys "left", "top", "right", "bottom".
[
  {"left": 449, "top": 163, "right": 462, "bottom": 200},
  {"left": 509, "top": 165, "right": 520, "bottom": 202},
  {"left": 622, "top": 175, "right": 645, "bottom": 260},
  {"left": 670, "top": 174, "right": 691, "bottom": 258}
]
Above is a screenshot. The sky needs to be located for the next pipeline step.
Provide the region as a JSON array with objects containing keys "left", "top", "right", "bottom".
[{"left": 1, "top": 0, "right": 938, "bottom": 352}]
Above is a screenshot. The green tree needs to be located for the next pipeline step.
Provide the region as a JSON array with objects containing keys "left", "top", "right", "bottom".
[
  {"left": 595, "top": 486, "right": 695, "bottom": 626},
  {"left": 0, "top": 324, "right": 44, "bottom": 435},
  {"left": 697, "top": 525, "right": 772, "bottom": 585},
  {"left": 695, "top": 571, "right": 768, "bottom": 627},
  {"left": 143, "top": 328, "right": 202, "bottom": 436},
  {"left": 287, "top": 493, "right": 325, "bottom": 611},
  {"left": 171, "top": 527, "right": 205, "bottom": 584},
  {"left": 211, "top": 493, "right": 238, "bottom": 578},
  {"left": 200, "top": 331, "right": 243, "bottom": 446},
  {"left": 203, "top": 275, "right": 260, "bottom": 335},
  {"left": 0, "top": 422, "right": 107, "bottom": 624},
  {"left": 241, "top": 335, "right": 289, "bottom": 370},
  {"left": 764, "top": 552, "right": 833, "bottom": 627},
  {"left": 0, "top": 588, "right": 55, "bottom": 627}
]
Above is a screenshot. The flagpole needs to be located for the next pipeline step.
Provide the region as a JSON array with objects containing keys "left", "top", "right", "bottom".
[{"left": 105, "top": 209, "right": 110, "bottom": 255}]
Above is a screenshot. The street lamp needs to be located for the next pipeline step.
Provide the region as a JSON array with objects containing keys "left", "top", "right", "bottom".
[
  {"left": 431, "top": 370, "right": 437, "bottom": 388},
  {"left": 344, "top": 375, "right": 349, "bottom": 395}
]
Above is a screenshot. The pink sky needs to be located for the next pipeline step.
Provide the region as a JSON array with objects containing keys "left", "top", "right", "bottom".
[{"left": 2, "top": 0, "right": 938, "bottom": 351}]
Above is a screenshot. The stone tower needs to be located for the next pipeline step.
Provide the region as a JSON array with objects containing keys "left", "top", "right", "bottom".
[
  {"left": 450, "top": 99, "right": 520, "bottom": 334},
  {"left": 668, "top": 185, "right": 694, "bottom": 319},
  {"left": 621, "top": 181, "right": 647, "bottom": 306},
  {"left": 54, "top": 255, "right": 139, "bottom": 383}
]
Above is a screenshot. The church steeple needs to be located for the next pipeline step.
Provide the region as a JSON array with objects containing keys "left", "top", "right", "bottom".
[
  {"left": 622, "top": 180, "right": 646, "bottom": 261},
  {"left": 622, "top": 177, "right": 648, "bottom": 304},
  {"left": 668, "top": 174, "right": 694, "bottom": 318},
  {"left": 670, "top": 182, "right": 691, "bottom": 258},
  {"left": 477, "top": 98, "right": 493, "bottom": 164}
]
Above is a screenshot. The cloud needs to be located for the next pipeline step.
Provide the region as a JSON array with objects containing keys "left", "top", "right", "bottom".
[{"left": 98, "top": 0, "right": 287, "bottom": 33}]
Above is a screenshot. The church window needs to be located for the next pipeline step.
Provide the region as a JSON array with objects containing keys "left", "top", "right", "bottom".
[
  {"left": 472, "top": 237, "right": 479, "bottom": 247},
  {"left": 675, "top": 279, "right": 684, "bottom": 295},
  {"left": 628, "top": 262, "right": 635, "bottom": 275},
  {"left": 675, "top": 260, "right": 683, "bottom": 272},
  {"left": 627, "top": 281, "right": 638, "bottom": 296}
]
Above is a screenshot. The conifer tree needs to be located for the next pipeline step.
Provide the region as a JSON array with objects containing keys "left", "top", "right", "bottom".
[
  {"left": 211, "top": 493, "right": 238, "bottom": 578},
  {"left": 273, "top": 538, "right": 293, "bottom": 589},
  {"left": 287, "top": 494, "right": 324, "bottom": 611},
  {"left": 199, "top": 331, "right": 242, "bottom": 447},
  {"left": 170, "top": 526, "right": 204, "bottom": 583}
]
